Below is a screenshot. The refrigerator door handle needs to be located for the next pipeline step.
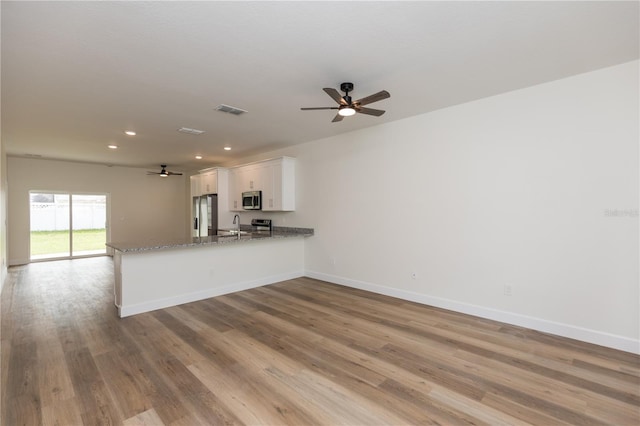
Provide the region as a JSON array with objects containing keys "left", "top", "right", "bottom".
[{"left": 194, "top": 217, "right": 198, "bottom": 230}]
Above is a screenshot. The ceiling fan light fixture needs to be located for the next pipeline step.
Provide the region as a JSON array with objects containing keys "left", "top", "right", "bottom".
[
  {"left": 148, "top": 164, "right": 182, "bottom": 177},
  {"left": 301, "top": 83, "right": 389, "bottom": 122},
  {"left": 338, "top": 106, "right": 356, "bottom": 117}
]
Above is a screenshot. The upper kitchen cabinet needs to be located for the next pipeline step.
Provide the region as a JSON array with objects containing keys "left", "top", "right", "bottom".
[
  {"left": 190, "top": 174, "right": 202, "bottom": 198},
  {"left": 262, "top": 157, "right": 295, "bottom": 211},
  {"left": 201, "top": 170, "right": 218, "bottom": 194},
  {"left": 227, "top": 168, "right": 241, "bottom": 210},
  {"left": 228, "top": 157, "right": 295, "bottom": 212},
  {"left": 191, "top": 168, "right": 223, "bottom": 197},
  {"left": 228, "top": 165, "right": 260, "bottom": 210}
]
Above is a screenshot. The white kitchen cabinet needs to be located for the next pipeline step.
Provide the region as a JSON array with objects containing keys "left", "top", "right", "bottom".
[
  {"left": 190, "top": 174, "right": 202, "bottom": 198},
  {"left": 190, "top": 168, "right": 231, "bottom": 233},
  {"left": 229, "top": 164, "right": 262, "bottom": 211},
  {"left": 239, "top": 164, "right": 263, "bottom": 192},
  {"left": 262, "top": 157, "right": 295, "bottom": 211},
  {"left": 200, "top": 170, "right": 218, "bottom": 194},
  {"left": 228, "top": 157, "right": 295, "bottom": 212},
  {"left": 191, "top": 169, "right": 220, "bottom": 197},
  {"left": 228, "top": 168, "right": 241, "bottom": 211},
  {"left": 249, "top": 164, "right": 266, "bottom": 191}
]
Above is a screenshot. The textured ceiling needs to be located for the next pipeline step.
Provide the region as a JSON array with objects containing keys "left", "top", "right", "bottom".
[{"left": 2, "top": 1, "right": 638, "bottom": 171}]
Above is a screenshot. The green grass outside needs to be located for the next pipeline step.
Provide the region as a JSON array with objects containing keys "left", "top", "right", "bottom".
[{"left": 30, "top": 229, "right": 106, "bottom": 256}]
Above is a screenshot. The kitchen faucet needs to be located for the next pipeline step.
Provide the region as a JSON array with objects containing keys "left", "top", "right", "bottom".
[{"left": 233, "top": 214, "right": 241, "bottom": 236}]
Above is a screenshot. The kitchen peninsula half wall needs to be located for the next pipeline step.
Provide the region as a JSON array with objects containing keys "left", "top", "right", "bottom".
[{"left": 107, "top": 227, "right": 313, "bottom": 317}]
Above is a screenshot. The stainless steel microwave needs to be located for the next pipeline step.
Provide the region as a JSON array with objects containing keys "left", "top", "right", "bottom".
[{"left": 242, "top": 190, "right": 262, "bottom": 210}]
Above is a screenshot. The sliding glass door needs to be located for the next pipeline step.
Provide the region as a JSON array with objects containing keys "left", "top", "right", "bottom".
[
  {"left": 30, "top": 193, "right": 70, "bottom": 259},
  {"left": 71, "top": 194, "right": 108, "bottom": 256},
  {"left": 30, "top": 192, "right": 108, "bottom": 261}
]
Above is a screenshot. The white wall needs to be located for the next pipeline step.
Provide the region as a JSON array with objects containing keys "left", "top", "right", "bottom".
[
  {"left": 0, "top": 0, "right": 6, "bottom": 289},
  {"left": 233, "top": 61, "right": 640, "bottom": 353},
  {"left": 7, "top": 157, "right": 186, "bottom": 265},
  {"left": 1, "top": 148, "right": 7, "bottom": 287}
]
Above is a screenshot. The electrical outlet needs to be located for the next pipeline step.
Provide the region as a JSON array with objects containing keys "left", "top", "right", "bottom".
[{"left": 504, "top": 284, "right": 513, "bottom": 296}]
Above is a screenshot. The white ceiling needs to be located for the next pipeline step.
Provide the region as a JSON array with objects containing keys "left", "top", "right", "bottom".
[{"left": 2, "top": 1, "right": 638, "bottom": 172}]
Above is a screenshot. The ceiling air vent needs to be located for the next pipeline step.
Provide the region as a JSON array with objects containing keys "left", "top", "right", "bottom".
[
  {"left": 177, "top": 127, "right": 205, "bottom": 135},
  {"left": 215, "top": 104, "right": 248, "bottom": 115}
]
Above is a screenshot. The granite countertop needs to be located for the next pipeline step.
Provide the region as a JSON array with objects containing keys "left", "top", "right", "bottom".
[{"left": 106, "top": 226, "right": 314, "bottom": 253}]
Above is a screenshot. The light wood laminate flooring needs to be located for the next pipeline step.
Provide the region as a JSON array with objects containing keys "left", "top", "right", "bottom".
[{"left": 1, "top": 257, "right": 639, "bottom": 425}]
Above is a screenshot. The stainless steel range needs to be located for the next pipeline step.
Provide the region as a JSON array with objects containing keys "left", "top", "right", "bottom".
[{"left": 251, "top": 218, "right": 272, "bottom": 234}]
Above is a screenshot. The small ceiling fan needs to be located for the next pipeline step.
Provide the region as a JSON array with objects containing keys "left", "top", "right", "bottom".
[
  {"left": 147, "top": 165, "right": 183, "bottom": 178},
  {"left": 301, "top": 82, "right": 390, "bottom": 122}
]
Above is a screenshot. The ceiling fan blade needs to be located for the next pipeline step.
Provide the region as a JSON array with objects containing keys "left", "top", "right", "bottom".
[
  {"left": 168, "top": 172, "right": 183, "bottom": 176},
  {"left": 332, "top": 114, "right": 344, "bottom": 123},
  {"left": 357, "top": 107, "right": 386, "bottom": 117},
  {"left": 354, "top": 90, "right": 390, "bottom": 107},
  {"left": 301, "top": 107, "right": 339, "bottom": 110},
  {"left": 323, "top": 88, "right": 347, "bottom": 106}
]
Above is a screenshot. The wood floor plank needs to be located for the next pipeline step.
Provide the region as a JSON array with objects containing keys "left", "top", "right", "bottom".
[
  {"left": 93, "top": 349, "right": 153, "bottom": 420},
  {"left": 64, "top": 347, "right": 123, "bottom": 425},
  {"left": 120, "top": 313, "right": 207, "bottom": 366},
  {"left": 211, "top": 330, "right": 346, "bottom": 425},
  {"left": 152, "top": 355, "right": 244, "bottom": 425},
  {"left": 151, "top": 310, "right": 238, "bottom": 370},
  {"left": 454, "top": 347, "right": 640, "bottom": 424},
  {"left": 481, "top": 392, "right": 576, "bottom": 425},
  {"left": 122, "top": 408, "right": 166, "bottom": 426},
  {"left": 180, "top": 303, "right": 396, "bottom": 424},
  {"left": 213, "top": 298, "right": 469, "bottom": 425},
  {"left": 427, "top": 386, "right": 531, "bottom": 426},
  {"left": 41, "top": 396, "right": 84, "bottom": 426},
  {"left": 7, "top": 393, "right": 43, "bottom": 426},
  {"left": 279, "top": 280, "right": 640, "bottom": 411},
  {"left": 2, "top": 258, "right": 639, "bottom": 425},
  {"left": 125, "top": 352, "right": 206, "bottom": 426},
  {"left": 433, "top": 318, "right": 640, "bottom": 392},
  {"left": 118, "top": 315, "right": 239, "bottom": 425},
  {"left": 37, "top": 348, "right": 76, "bottom": 407},
  {"left": 188, "top": 360, "right": 271, "bottom": 425}
]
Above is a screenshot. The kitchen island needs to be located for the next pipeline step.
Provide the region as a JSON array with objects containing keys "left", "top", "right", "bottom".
[{"left": 107, "top": 226, "right": 313, "bottom": 317}]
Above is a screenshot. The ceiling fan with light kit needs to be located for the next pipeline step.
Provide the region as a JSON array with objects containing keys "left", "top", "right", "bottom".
[
  {"left": 147, "top": 165, "right": 183, "bottom": 178},
  {"left": 301, "top": 82, "right": 390, "bottom": 122}
]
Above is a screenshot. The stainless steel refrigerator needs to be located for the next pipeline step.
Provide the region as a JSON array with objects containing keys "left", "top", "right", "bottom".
[{"left": 193, "top": 194, "right": 218, "bottom": 237}]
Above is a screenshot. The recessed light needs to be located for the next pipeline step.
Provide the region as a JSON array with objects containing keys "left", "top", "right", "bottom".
[
  {"left": 224, "top": 146, "right": 232, "bottom": 151},
  {"left": 195, "top": 155, "right": 203, "bottom": 160},
  {"left": 124, "top": 131, "right": 136, "bottom": 136},
  {"left": 108, "top": 144, "right": 118, "bottom": 149}
]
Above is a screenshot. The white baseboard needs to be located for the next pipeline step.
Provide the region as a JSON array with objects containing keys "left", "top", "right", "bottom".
[
  {"left": 8, "top": 258, "right": 29, "bottom": 266},
  {"left": 305, "top": 270, "right": 640, "bottom": 355},
  {"left": 0, "top": 266, "right": 7, "bottom": 293},
  {"left": 119, "top": 270, "right": 304, "bottom": 317}
]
